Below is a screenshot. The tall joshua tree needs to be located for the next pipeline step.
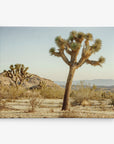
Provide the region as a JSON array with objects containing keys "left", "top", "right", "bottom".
[
  {"left": 49, "top": 31, "right": 105, "bottom": 110},
  {"left": 4, "top": 64, "right": 32, "bottom": 89}
]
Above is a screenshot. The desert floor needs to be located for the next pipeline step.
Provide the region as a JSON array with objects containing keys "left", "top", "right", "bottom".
[{"left": 0, "top": 98, "right": 114, "bottom": 118}]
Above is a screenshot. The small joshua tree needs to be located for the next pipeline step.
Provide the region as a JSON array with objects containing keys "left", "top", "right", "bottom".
[
  {"left": 4, "top": 64, "right": 32, "bottom": 89},
  {"left": 49, "top": 31, "right": 105, "bottom": 110}
]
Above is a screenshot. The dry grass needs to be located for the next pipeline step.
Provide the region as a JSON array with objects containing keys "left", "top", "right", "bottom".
[
  {"left": 0, "top": 99, "right": 7, "bottom": 110},
  {"left": 110, "top": 97, "right": 114, "bottom": 106},
  {"left": 71, "top": 82, "right": 112, "bottom": 106},
  {"left": 0, "top": 85, "right": 27, "bottom": 100},
  {"left": 0, "top": 84, "right": 44, "bottom": 112},
  {"left": 40, "top": 87, "right": 64, "bottom": 99},
  {"left": 0, "top": 84, "right": 64, "bottom": 112},
  {"left": 0, "top": 83, "right": 64, "bottom": 112},
  {"left": 1, "top": 82, "right": 114, "bottom": 118}
]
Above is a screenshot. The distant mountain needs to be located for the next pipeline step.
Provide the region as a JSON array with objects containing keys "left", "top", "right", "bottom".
[{"left": 55, "top": 79, "right": 114, "bottom": 86}]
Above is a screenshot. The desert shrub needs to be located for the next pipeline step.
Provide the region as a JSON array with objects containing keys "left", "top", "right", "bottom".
[
  {"left": 0, "top": 82, "right": 64, "bottom": 100},
  {"left": 0, "top": 85, "right": 26, "bottom": 100},
  {"left": 7, "top": 87, "right": 25, "bottom": 99},
  {"left": 71, "top": 82, "right": 94, "bottom": 105},
  {"left": 40, "top": 87, "right": 64, "bottom": 99},
  {"left": 111, "top": 100, "right": 114, "bottom": 106},
  {"left": 110, "top": 96, "right": 114, "bottom": 106},
  {"left": 0, "top": 84, "right": 44, "bottom": 112},
  {"left": 71, "top": 82, "right": 107, "bottom": 106},
  {"left": 28, "top": 91, "right": 43, "bottom": 112},
  {"left": 104, "top": 91, "right": 113, "bottom": 99},
  {"left": 0, "top": 84, "right": 38, "bottom": 100},
  {"left": 0, "top": 87, "right": 7, "bottom": 110},
  {"left": 0, "top": 98, "right": 7, "bottom": 110}
]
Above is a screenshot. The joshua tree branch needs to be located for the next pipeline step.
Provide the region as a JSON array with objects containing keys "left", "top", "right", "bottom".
[
  {"left": 75, "top": 47, "right": 81, "bottom": 58},
  {"left": 74, "top": 37, "right": 78, "bottom": 42},
  {"left": 52, "top": 52, "right": 61, "bottom": 57},
  {"left": 76, "top": 57, "right": 86, "bottom": 68},
  {"left": 85, "top": 59, "right": 102, "bottom": 66},
  {"left": 74, "top": 48, "right": 92, "bottom": 68},
  {"left": 65, "top": 47, "right": 72, "bottom": 55},
  {"left": 60, "top": 50, "right": 71, "bottom": 66},
  {"left": 71, "top": 47, "right": 81, "bottom": 63},
  {"left": 52, "top": 50, "right": 71, "bottom": 66}
]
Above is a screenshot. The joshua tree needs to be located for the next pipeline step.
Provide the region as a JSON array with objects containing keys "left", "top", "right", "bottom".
[
  {"left": 4, "top": 64, "right": 32, "bottom": 89},
  {"left": 49, "top": 31, "right": 105, "bottom": 110}
]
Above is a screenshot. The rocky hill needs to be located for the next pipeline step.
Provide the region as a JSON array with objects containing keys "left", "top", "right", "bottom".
[{"left": 0, "top": 72, "right": 61, "bottom": 89}]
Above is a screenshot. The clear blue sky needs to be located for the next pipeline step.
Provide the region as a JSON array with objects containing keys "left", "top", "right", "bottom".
[{"left": 0, "top": 27, "right": 114, "bottom": 81}]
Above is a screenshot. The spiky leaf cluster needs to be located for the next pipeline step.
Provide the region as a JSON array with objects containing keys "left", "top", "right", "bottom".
[
  {"left": 91, "top": 39, "right": 102, "bottom": 53},
  {"left": 85, "top": 33, "right": 93, "bottom": 41},
  {"left": 49, "top": 47, "right": 55, "bottom": 55},
  {"left": 70, "top": 31, "right": 77, "bottom": 37},
  {"left": 77, "top": 32, "right": 85, "bottom": 39},
  {"left": 50, "top": 31, "right": 102, "bottom": 55},
  {"left": 98, "top": 56, "right": 105, "bottom": 64},
  {"left": 68, "top": 31, "right": 77, "bottom": 40},
  {"left": 68, "top": 31, "right": 85, "bottom": 42},
  {"left": 55, "top": 36, "right": 65, "bottom": 49},
  {"left": 70, "top": 42, "right": 81, "bottom": 51}
]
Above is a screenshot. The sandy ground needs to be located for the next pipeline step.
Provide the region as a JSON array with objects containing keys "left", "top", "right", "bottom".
[{"left": 0, "top": 98, "right": 114, "bottom": 118}]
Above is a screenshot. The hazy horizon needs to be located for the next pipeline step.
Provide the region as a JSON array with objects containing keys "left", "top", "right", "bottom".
[
  {"left": 55, "top": 78, "right": 114, "bottom": 81},
  {"left": 0, "top": 27, "right": 114, "bottom": 81}
]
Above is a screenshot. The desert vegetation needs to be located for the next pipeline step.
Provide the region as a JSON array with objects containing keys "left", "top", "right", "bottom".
[
  {"left": 1, "top": 30, "right": 114, "bottom": 118},
  {"left": 0, "top": 65, "right": 64, "bottom": 117},
  {"left": 0, "top": 74, "right": 114, "bottom": 118},
  {"left": 70, "top": 82, "right": 112, "bottom": 105}
]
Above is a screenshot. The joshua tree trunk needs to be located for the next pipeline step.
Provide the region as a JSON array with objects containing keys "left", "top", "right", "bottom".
[{"left": 62, "top": 66, "right": 75, "bottom": 110}]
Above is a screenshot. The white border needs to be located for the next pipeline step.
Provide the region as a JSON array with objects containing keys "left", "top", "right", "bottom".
[
  {"left": 0, "top": 0, "right": 114, "bottom": 144},
  {"left": 0, "top": 0, "right": 114, "bottom": 26}
]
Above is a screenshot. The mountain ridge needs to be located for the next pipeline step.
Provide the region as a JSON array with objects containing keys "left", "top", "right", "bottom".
[{"left": 55, "top": 79, "right": 114, "bottom": 86}]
